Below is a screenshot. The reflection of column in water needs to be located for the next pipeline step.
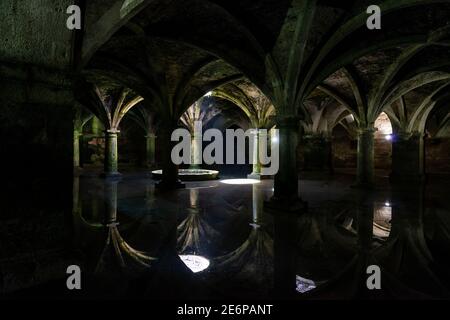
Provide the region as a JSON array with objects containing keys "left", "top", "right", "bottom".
[
  {"left": 104, "top": 179, "right": 120, "bottom": 224},
  {"left": 145, "top": 183, "right": 156, "bottom": 209},
  {"left": 91, "top": 190, "right": 100, "bottom": 222},
  {"left": 252, "top": 184, "right": 263, "bottom": 226},
  {"left": 72, "top": 175, "right": 82, "bottom": 243},
  {"left": 273, "top": 213, "right": 298, "bottom": 298},
  {"left": 190, "top": 188, "right": 199, "bottom": 209},
  {"left": 356, "top": 191, "right": 374, "bottom": 252}
]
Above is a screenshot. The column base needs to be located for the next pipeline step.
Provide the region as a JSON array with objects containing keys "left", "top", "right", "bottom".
[
  {"left": 264, "top": 196, "right": 308, "bottom": 214},
  {"left": 247, "top": 173, "right": 273, "bottom": 180},
  {"left": 100, "top": 172, "right": 122, "bottom": 179},
  {"left": 156, "top": 180, "right": 185, "bottom": 191}
]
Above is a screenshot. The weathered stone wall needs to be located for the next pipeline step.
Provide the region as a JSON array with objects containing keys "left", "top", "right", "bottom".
[
  {"left": 0, "top": 0, "right": 75, "bottom": 175},
  {"left": 0, "top": 0, "right": 74, "bottom": 69},
  {"left": 0, "top": 1, "right": 76, "bottom": 293},
  {"left": 331, "top": 137, "right": 357, "bottom": 169},
  {"left": 426, "top": 138, "right": 450, "bottom": 174},
  {"left": 374, "top": 138, "right": 392, "bottom": 170}
]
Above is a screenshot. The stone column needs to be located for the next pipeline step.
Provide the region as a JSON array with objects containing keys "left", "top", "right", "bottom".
[
  {"left": 103, "top": 129, "right": 121, "bottom": 178},
  {"left": 302, "top": 134, "right": 333, "bottom": 173},
  {"left": 157, "top": 123, "right": 185, "bottom": 190},
  {"left": 145, "top": 134, "right": 156, "bottom": 168},
  {"left": 92, "top": 117, "right": 102, "bottom": 136},
  {"left": 73, "top": 129, "right": 82, "bottom": 171},
  {"left": 356, "top": 128, "right": 376, "bottom": 187},
  {"left": 248, "top": 129, "right": 263, "bottom": 179},
  {"left": 266, "top": 116, "right": 306, "bottom": 212},
  {"left": 190, "top": 122, "right": 202, "bottom": 169},
  {"left": 390, "top": 132, "right": 425, "bottom": 183}
]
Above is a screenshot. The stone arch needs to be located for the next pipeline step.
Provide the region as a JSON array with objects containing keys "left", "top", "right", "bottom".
[{"left": 81, "top": 0, "right": 159, "bottom": 67}]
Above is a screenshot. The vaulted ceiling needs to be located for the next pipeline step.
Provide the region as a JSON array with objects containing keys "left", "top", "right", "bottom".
[{"left": 78, "top": 0, "right": 450, "bottom": 136}]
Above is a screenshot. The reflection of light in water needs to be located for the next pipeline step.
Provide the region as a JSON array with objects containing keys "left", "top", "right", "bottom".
[
  {"left": 179, "top": 255, "right": 210, "bottom": 273},
  {"left": 373, "top": 203, "right": 392, "bottom": 238},
  {"left": 220, "top": 179, "right": 261, "bottom": 185},
  {"left": 296, "top": 275, "right": 317, "bottom": 293}
]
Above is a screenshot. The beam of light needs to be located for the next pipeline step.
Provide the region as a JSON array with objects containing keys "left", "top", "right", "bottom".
[
  {"left": 179, "top": 255, "right": 210, "bottom": 273},
  {"left": 220, "top": 179, "right": 261, "bottom": 185}
]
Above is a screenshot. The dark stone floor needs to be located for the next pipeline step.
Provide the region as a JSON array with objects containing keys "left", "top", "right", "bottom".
[{"left": 1, "top": 168, "right": 450, "bottom": 300}]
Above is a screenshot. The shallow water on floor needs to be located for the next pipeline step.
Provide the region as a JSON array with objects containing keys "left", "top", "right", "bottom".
[{"left": 1, "top": 172, "right": 450, "bottom": 299}]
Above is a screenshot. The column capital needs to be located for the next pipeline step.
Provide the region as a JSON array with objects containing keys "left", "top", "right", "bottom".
[
  {"left": 73, "top": 130, "right": 83, "bottom": 137},
  {"left": 303, "top": 132, "right": 330, "bottom": 140},
  {"left": 145, "top": 133, "right": 157, "bottom": 139},
  {"left": 357, "top": 127, "right": 377, "bottom": 136},
  {"left": 105, "top": 129, "right": 120, "bottom": 135},
  {"left": 396, "top": 131, "right": 424, "bottom": 141}
]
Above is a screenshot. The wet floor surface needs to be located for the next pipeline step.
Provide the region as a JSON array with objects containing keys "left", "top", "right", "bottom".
[{"left": 1, "top": 171, "right": 450, "bottom": 300}]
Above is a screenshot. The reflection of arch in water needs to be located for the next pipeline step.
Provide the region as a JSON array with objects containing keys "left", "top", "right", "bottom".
[
  {"left": 95, "top": 222, "right": 157, "bottom": 274},
  {"left": 373, "top": 189, "right": 449, "bottom": 297},
  {"left": 177, "top": 189, "right": 219, "bottom": 255},
  {"left": 208, "top": 225, "right": 273, "bottom": 296}
]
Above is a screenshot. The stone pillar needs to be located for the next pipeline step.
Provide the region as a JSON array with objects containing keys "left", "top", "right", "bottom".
[
  {"left": 266, "top": 116, "right": 306, "bottom": 212},
  {"left": 73, "top": 129, "right": 82, "bottom": 171},
  {"left": 145, "top": 134, "right": 156, "bottom": 169},
  {"left": 190, "top": 122, "right": 202, "bottom": 169},
  {"left": 157, "top": 124, "right": 185, "bottom": 190},
  {"left": 390, "top": 132, "right": 425, "bottom": 183},
  {"left": 247, "top": 129, "right": 263, "bottom": 179},
  {"left": 103, "top": 129, "right": 121, "bottom": 178},
  {"left": 302, "top": 134, "right": 333, "bottom": 173},
  {"left": 356, "top": 128, "right": 376, "bottom": 188},
  {"left": 92, "top": 117, "right": 102, "bottom": 136}
]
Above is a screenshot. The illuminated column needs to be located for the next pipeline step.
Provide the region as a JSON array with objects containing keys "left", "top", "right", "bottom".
[
  {"left": 190, "top": 121, "right": 202, "bottom": 169},
  {"left": 91, "top": 117, "right": 101, "bottom": 136},
  {"left": 390, "top": 132, "right": 425, "bottom": 183},
  {"left": 356, "top": 128, "right": 376, "bottom": 187},
  {"left": 248, "top": 129, "right": 262, "bottom": 179},
  {"left": 73, "top": 129, "right": 82, "bottom": 170},
  {"left": 145, "top": 134, "right": 156, "bottom": 168},
  {"left": 103, "top": 129, "right": 120, "bottom": 177}
]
